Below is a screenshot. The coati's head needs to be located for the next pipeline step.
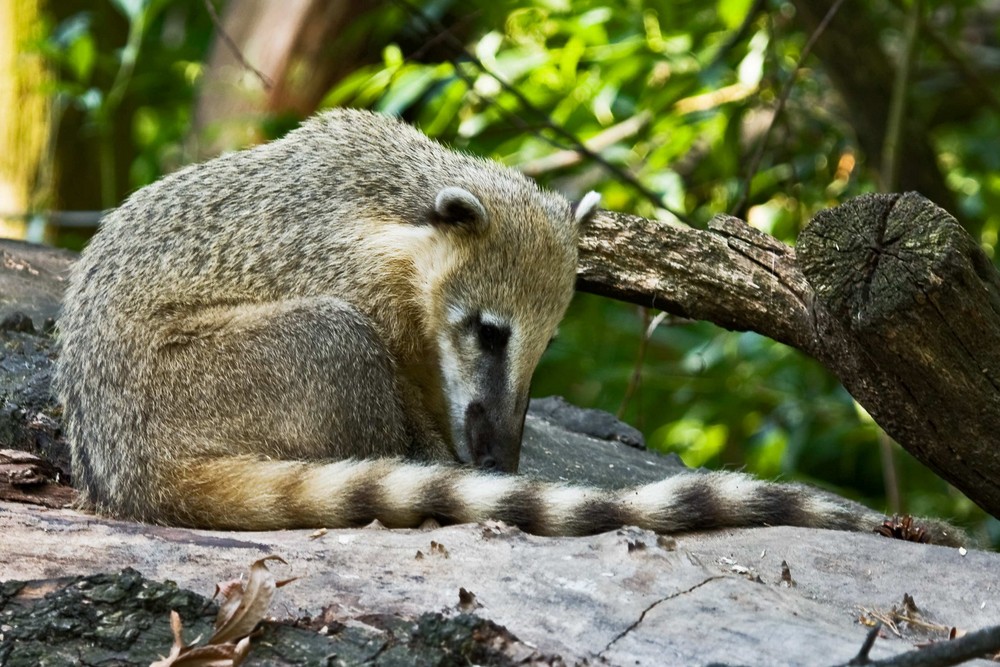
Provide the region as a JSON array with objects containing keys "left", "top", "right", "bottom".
[{"left": 414, "top": 184, "right": 601, "bottom": 473}]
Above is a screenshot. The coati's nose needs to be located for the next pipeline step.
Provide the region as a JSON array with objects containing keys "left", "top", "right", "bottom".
[{"left": 465, "top": 401, "right": 521, "bottom": 473}]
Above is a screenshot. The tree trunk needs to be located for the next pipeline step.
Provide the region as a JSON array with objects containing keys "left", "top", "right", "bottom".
[
  {"left": 0, "top": 0, "right": 51, "bottom": 239},
  {"left": 190, "top": 0, "right": 385, "bottom": 157}
]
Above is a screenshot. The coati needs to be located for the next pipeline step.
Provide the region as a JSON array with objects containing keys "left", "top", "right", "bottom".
[{"left": 55, "top": 109, "right": 960, "bottom": 545}]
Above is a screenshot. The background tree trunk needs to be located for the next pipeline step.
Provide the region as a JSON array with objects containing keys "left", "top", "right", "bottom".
[
  {"left": 789, "top": 0, "right": 959, "bottom": 213},
  {"left": 190, "top": 0, "right": 385, "bottom": 157},
  {"left": 0, "top": 0, "right": 51, "bottom": 239}
]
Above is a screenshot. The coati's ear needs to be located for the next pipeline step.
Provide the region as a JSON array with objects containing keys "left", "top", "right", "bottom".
[
  {"left": 573, "top": 191, "right": 601, "bottom": 226},
  {"left": 431, "top": 187, "right": 489, "bottom": 232}
]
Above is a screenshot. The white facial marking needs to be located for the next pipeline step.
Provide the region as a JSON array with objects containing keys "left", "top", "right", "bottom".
[
  {"left": 437, "top": 330, "right": 471, "bottom": 458},
  {"left": 446, "top": 303, "right": 466, "bottom": 326},
  {"left": 479, "top": 310, "right": 506, "bottom": 328}
]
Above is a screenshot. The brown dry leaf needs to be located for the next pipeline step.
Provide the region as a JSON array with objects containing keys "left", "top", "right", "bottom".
[
  {"left": 150, "top": 610, "right": 188, "bottom": 667},
  {"left": 150, "top": 611, "right": 252, "bottom": 667},
  {"left": 156, "top": 640, "right": 252, "bottom": 666},
  {"left": 874, "top": 515, "right": 930, "bottom": 544},
  {"left": 154, "top": 640, "right": 252, "bottom": 667},
  {"left": 210, "top": 556, "right": 289, "bottom": 644},
  {"left": 153, "top": 556, "right": 294, "bottom": 666}
]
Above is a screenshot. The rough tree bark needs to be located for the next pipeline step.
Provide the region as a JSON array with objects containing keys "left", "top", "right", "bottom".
[{"left": 578, "top": 191, "right": 1000, "bottom": 519}]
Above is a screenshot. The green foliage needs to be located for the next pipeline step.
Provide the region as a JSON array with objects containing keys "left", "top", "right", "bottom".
[
  {"left": 38, "top": 0, "right": 1000, "bottom": 544},
  {"left": 39, "top": 0, "right": 213, "bottom": 211}
]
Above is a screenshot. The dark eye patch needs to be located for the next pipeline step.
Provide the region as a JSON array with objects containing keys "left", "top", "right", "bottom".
[{"left": 476, "top": 319, "right": 510, "bottom": 354}]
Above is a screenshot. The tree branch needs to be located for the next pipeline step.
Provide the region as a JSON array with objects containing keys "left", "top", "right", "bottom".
[{"left": 578, "top": 193, "right": 1000, "bottom": 519}]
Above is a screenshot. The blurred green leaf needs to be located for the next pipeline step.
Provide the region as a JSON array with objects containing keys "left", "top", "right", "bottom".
[
  {"left": 717, "top": 0, "right": 755, "bottom": 30},
  {"left": 66, "top": 32, "right": 96, "bottom": 83}
]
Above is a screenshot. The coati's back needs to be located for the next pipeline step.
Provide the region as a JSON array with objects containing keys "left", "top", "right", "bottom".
[{"left": 60, "top": 110, "right": 576, "bottom": 326}]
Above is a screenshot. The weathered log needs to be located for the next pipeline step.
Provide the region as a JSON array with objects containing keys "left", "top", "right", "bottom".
[
  {"left": 578, "top": 192, "right": 1000, "bottom": 518},
  {"left": 4, "top": 502, "right": 1000, "bottom": 666},
  {"left": 577, "top": 205, "right": 812, "bottom": 349},
  {"left": 798, "top": 193, "right": 1000, "bottom": 519}
]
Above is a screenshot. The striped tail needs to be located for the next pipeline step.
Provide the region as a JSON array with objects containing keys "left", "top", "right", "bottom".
[{"left": 158, "top": 457, "right": 964, "bottom": 546}]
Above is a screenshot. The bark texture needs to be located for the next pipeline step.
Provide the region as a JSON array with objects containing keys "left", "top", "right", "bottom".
[{"left": 3, "top": 503, "right": 1000, "bottom": 666}]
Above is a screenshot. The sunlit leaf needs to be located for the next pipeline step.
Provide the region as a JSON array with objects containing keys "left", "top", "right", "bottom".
[
  {"left": 109, "top": 0, "right": 150, "bottom": 22},
  {"left": 717, "top": 0, "right": 755, "bottom": 30},
  {"left": 377, "top": 67, "right": 442, "bottom": 117}
]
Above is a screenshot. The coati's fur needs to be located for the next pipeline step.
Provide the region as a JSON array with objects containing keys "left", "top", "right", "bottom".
[{"left": 55, "top": 109, "right": 961, "bottom": 545}]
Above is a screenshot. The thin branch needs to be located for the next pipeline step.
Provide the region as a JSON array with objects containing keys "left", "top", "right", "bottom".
[
  {"left": 881, "top": 0, "right": 922, "bottom": 190},
  {"left": 834, "top": 623, "right": 1000, "bottom": 667},
  {"left": 887, "top": 0, "right": 1000, "bottom": 116},
  {"left": 877, "top": 431, "right": 902, "bottom": 514},
  {"left": 848, "top": 623, "right": 882, "bottom": 665},
  {"left": 521, "top": 111, "right": 652, "bottom": 177},
  {"left": 391, "top": 0, "right": 690, "bottom": 221},
  {"left": 875, "top": 0, "right": 922, "bottom": 507},
  {"left": 202, "top": 0, "right": 273, "bottom": 91},
  {"left": 731, "top": 0, "right": 847, "bottom": 216}
]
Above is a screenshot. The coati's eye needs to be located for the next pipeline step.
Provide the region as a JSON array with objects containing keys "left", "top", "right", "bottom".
[{"left": 476, "top": 320, "right": 510, "bottom": 354}]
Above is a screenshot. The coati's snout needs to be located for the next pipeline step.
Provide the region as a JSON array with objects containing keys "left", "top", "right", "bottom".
[{"left": 464, "top": 400, "right": 526, "bottom": 473}]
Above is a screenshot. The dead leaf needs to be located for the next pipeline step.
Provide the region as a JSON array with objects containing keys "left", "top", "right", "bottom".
[
  {"left": 874, "top": 515, "right": 930, "bottom": 544},
  {"left": 458, "top": 587, "right": 481, "bottom": 611},
  {"left": 152, "top": 556, "right": 295, "bottom": 666},
  {"left": 150, "top": 610, "right": 187, "bottom": 667},
  {"left": 780, "top": 560, "right": 796, "bottom": 587},
  {"left": 210, "top": 556, "right": 288, "bottom": 644},
  {"left": 150, "top": 611, "right": 252, "bottom": 667}
]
